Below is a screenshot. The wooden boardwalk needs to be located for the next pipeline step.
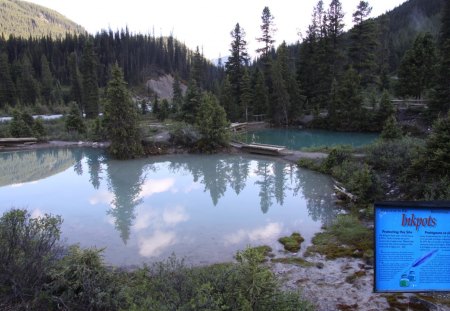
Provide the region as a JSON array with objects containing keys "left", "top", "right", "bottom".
[
  {"left": 0, "top": 138, "right": 38, "bottom": 147},
  {"left": 240, "top": 142, "right": 289, "bottom": 156}
]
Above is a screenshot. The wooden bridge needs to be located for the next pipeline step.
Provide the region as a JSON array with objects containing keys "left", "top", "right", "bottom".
[
  {"left": 230, "top": 121, "right": 267, "bottom": 133},
  {"left": 0, "top": 138, "right": 38, "bottom": 148},
  {"left": 391, "top": 99, "right": 429, "bottom": 110},
  {"left": 239, "top": 142, "right": 289, "bottom": 156}
]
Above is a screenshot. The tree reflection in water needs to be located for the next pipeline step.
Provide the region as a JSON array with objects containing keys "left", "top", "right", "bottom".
[{"left": 80, "top": 152, "right": 338, "bottom": 244}]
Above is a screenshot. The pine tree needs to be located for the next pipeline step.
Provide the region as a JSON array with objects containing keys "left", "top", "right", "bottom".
[
  {"left": 219, "top": 75, "right": 233, "bottom": 118},
  {"left": 349, "top": 1, "right": 379, "bottom": 86},
  {"left": 81, "top": 40, "right": 99, "bottom": 119},
  {"left": 397, "top": 33, "right": 437, "bottom": 99},
  {"left": 40, "top": 55, "right": 53, "bottom": 105},
  {"left": 380, "top": 115, "right": 402, "bottom": 140},
  {"left": 335, "top": 67, "right": 364, "bottom": 130},
  {"left": 431, "top": 0, "right": 450, "bottom": 117},
  {"left": 225, "top": 23, "right": 249, "bottom": 121},
  {"left": 327, "top": 0, "right": 345, "bottom": 78},
  {"left": 377, "top": 90, "right": 395, "bottom": 129},
  {"left": 195, "top": 93, "right": 229, "bottom": 149},
  {"left": 104, "top": 64, "right": 143, "bottom": 159},
  {"left": 270, "top": 61, "right": 290, "bottom": 125},
  {"left": 252, "top": 69, "right": 269, "bottom": 116},
  {"left": 0, "top": 53, "right": 16, "bottom": 108},
  {"left": 16, "top": 55, "right": 40, "bottom": 105},
  {"left": 68, "top": 52, "right": 83, "bottom": 108},
  {"left": 65, "top": 103, "right": 86, "bottom": 134},
  {"left": 256, "top": 6, "right": 276, "bottom": 58},
  {"left": 182, "top": 79, "right": 201, "bottom": 124},
  {"left": 240, "top": 68, "right": 253, "bottom": 122},
  {"left": 171, "top": 73, "right": 183, "bottom": 113}
]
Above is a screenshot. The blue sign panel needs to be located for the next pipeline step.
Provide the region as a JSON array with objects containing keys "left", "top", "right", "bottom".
[{"left": 374, "top": 201, "right": 450, "bottom": 292}]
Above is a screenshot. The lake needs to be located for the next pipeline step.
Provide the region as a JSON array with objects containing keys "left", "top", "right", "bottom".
[
  {"left": 0, "top": 148, "right": 339, "bottom": 266},
  {"left": 241, "top": 128, "right": 378, "bottom": 149}
]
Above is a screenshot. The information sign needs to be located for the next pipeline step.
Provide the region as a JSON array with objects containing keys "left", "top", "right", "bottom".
[{"left": 374, "top": 201, "right": 450, "bottom": 292}]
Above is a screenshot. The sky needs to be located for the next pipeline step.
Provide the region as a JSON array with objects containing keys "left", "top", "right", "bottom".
[{"left": 27, "top": 0, "right": 407, "bottom": 60}]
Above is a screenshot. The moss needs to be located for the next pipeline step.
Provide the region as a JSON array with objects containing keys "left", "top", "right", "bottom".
[
  {"left": 306, "top": 216, "right": 373, "bottom": 260},
  {"left": 278, "top": 232, "right": 305, "bottom": 253},
  {"left": 271, "top": 257, "right": 315, "bottom": 267},
  {"left": 249, "top": 245, "right": 273, "bottom": 257}
]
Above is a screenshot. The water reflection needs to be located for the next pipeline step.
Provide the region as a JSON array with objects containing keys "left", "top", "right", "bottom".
[
  {"left": 0, "top": 148, "right": 340, "bottom": 262},
  {"left": 0, "top": 148, "right": 77, "bottom": 187}
]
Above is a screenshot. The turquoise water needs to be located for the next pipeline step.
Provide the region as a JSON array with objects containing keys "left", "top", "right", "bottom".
[
  {"left": 0, "top": 148, "right": 338, "bottom": 266},
  {"left": 242, "top": 129, "right": 378, "bottom": 149}
]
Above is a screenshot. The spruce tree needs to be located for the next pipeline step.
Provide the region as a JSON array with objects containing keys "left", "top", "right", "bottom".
[
  {"left": 327, "top": 0, "right": 345, "bottom": 78},
  {"left": 252, "top": 69, "right": 269, "bottom": 116},
  {"left": 17, "top": 55, "right": 40, "bottom": 105},
  {"left": 335, "top": 67, "right": 364, "bottom": 130},
  {"left": 349, "top": 1, "right": 379, "bottom": 86},
  {"left": 171, "top": 74, "right": 183, "bottom": 114},
  {"left": 40, "top": 55, "right": 53, "bottom": 105},
  {"left": 225, "top": 23, "right": 249, "bottom": 121},
  {"left": 219, "top": 75, "right": 233, "bottom": 119},
  {"left": 182, "top": 80, "right": 201, "bottom": 124},
  {"left": 256, "top": 6, "right": 276, "bottom": 58},
  {"left": 68, "top": 52, "right": 83, "bottom": 108},
  {"left": 431, "top": 0, "right": 450, "bottom": 117},
  {"left": 0, "top": 53, "right": 16, "bottom": 108},
  {"left": 81, "top": 40, "right": 99, "bottom": 119},
  {"left": 397, "top": 33, "right": 437, "bottom": 99},
  {"left": 240, "top": 68, "right": 253, "bottom": 122},
  {"left": 104, "top": 64, "right": 143, "bottom": 159},
  {"left": 380, "top": 115, "right": 402, "bottom": 140}
]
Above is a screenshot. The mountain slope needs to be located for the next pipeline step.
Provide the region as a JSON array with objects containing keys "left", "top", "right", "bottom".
[
  {"left": 380, "top": 0, "right": 444, "bottom": 70},
  {"left": 0, "top": 0, "right": 85, "bottom": 38}
]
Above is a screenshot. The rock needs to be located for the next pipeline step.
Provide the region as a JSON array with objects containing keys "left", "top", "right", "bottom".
[{"left": 316, "top": 262, "right": 325, "bottom": 269}]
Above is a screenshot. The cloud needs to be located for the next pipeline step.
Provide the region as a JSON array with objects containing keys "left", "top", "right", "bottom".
[
  {"left": 89, "top": 190, "right": 114, "bottom": 206},
  {"left": 139, "top": 178, "right": 175, "bottom": 198},
  {"left": 31, "top": 208, "right": 44, "bottom": 219},
  {"left": 224, "top": 222, "right": 283, "bottom": 245},
  {"left": 138, "top": 230, "right": 176, "bottom": 257},
  {"left": 133, "top": 208, "right": 158, "bottom": 231},
  {"left": 162, "top": 205, "right": 189, "bottom": 226}
]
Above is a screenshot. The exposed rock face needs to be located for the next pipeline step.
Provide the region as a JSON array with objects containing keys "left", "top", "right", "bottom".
[{"left": 146, "top": 74, "right": 187, "bottom": 100}]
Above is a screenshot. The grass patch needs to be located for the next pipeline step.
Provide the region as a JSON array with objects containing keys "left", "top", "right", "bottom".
[
  {"left": 305, "top": 215, "right": 373, "bottom": 260},
  {"left": 278, "top": 232, "right": 305, "bottom": 253},
  {"left": 271, "top": 257, "right": 315, "bottom": 267},
  {"left": 345, "top": 270, "right": 366, "bottom": 284}
]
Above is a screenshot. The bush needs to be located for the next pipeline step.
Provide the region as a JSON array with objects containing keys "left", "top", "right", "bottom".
[
  {"left": 0, "top": 209, "right": 63, "bottom": 304},
  {"left": 48, "top": 245, "right": 124, "bottom": 310}
]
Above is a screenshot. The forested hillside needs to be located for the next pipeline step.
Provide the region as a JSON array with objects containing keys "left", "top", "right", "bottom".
[
  {"left": 0, "top": 0, "right": 85, "bottom": 38},
  {"left": 0, "top": 31, "right": 220, "bottom": 114}
]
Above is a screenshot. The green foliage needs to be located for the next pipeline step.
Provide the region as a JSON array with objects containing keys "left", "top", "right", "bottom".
[
  {"left": 65, "top": 103, "right": 86, "bottom": 134},
  {"left": 33, "top": 117, "right": 47, "bottom": 139},
  {"left": 0, "top": 209, "right": 314, "bottom": 311},
  {"left": 81, "top": 40, "right": 99, "bottom": 119},
  {"left": 0, "top": 209, "right": 62, "bottom": 304},
  {"left": 405, "top": 114, "right": 450, "bottom": 199},
  {"left": 396, "top": 33, "right": 437, "bottom": 99},
  {"left": 48, "top": 245, "right": 123, "bottom": 310},
  {"left": 307, "top": 215, "right": 373, "bottom": 260},
  {"left": 278, "top": 232, "right": 305, "bottom": 253},
  {"left": 380, "top": 115, "right": 402, "bottom": 140},
  {"left": 195, "top": 93, "right": 230, "bottom": 151},
  {"left": 157, "top": 99, "right": 170, "bottom": 121},
  {"left": 104, "top": 64, "right": 143, "bottom": 159},
  {"left": 0, "top": 0, "right": 85, "bottom": 38}
]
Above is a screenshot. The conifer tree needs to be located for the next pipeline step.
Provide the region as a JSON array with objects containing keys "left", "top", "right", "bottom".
[
  {"left": 81, "top": 40, "right": 99, "bottom": 119},
  {"left": 240, "top": 68, "right": 253, "bottom": 122},
  {"left": 335, "top": 67, "right": 364, "bottom": 130},
  {"left": 182, "top": 80, "right": 201, "bottom": 124},
  {"left": 349, "top": 1, "right": 379, "bottom": 86},
  {"left": 327, "top": 0, "right": 345, "bottom": 78},
  {"left": 171, "top": 74, "right": 183, "bottom": 113},
  {"left": 68, "top": 52, "right": 83, "bottom": 108},
  {"left": 377, "top": 90, "right": 395, "bottom": 129},
  {"left": 380, "top": 115, "right": 402, "bottom": 140},
  {"left": 431, "top": 0, "right": 450, "bottom": 117},
  {"left": 40, "top": 55, "right": 53, "bottom": 105},
  {"left": 219, "top": 75, "right": 233, "bottom": 118},
  {"left": 104, "top": 64, "right": 143, "bottom": 159},
  {"left": 397, "top": 33, "right": 437, "bottom": 99},
  {"left": 16, "top": 55, "right": 40, "bottom": 105},
  {"left": 256, "top": 6, "right": 276, "bottom": 58},
  {"left": 270, "top": 61, "right": 290, "bottom": 125},
  {"left": 225, "top": 23, "right": 249, "bottom": 121},
  {"left": 252, "top": 69, "right": 269, "bottom": 116},
  {"left": 0, "top": 53, "right": 16, "bottom": 108}
]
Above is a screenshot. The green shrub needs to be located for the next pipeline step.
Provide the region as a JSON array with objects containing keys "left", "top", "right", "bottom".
[
  {"left": 0, "top": 209, "right": 62, "bottom": 304},
  {"left": 48, "top": 245, "right": 124, "bottom": 310}
]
